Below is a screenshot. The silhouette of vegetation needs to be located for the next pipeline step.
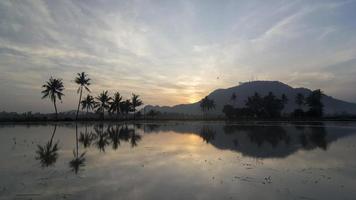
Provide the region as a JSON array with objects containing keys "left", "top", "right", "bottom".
[
  {"left": 306, "top": 89, "right": 324, "bottom": 117},
  {"left": 95, "top": 91, "right": 112, "bottom": 120},
  {"left": 200, "top": 96, "right": 216, "bottom": 118},
  {"left": 120, "top": 99, "right": 132, "bottom": 119},
  {"left": 131, "top": 93, "right": 143, "bottom": 120},
  {"left": 81, "top": 94, "right": 95, "bottom": 117},
  {"left": 75, "top": 72, "right": 91, "bottom": 120},
  {"left": 35, "top": 125, "right": 59, "bottom": 167},
  {"left": 109, "top": 92, "right": 122, "bottom": 120},
  {"left": 41, "top": 77, "right": 64, "bottom": 120},
  {"left": 293, "top": 93, "right": 306, "bottom": 117}
]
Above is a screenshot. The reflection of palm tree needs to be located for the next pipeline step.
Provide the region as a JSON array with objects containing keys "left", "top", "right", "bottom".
[
  {"left": 94, "top": 124, "right": 110, "bottom": 152},
  {"left": 108, "top": 125, "right": 121, "bottom": 150},
  {"left": 79, "top": 124, "right": 96, "bottom": 148},
  {"left": 130, "top": 129, "right": 141, "bottom": 148},
  {"left": 75, "top": 72, "right": 91, "bottom": 120},
  {"left": 41, "top": 77, "right": 64, "bottom": 120},
  {"left": 199, "top": 126, "right": 216, "bottom": 143},
  {"left": 69, "top": 124, "right": 86, "bottom": 174},
  {"left": 36, "top": 125, "right": 59, "bottom": 167},
  {"left": 119, "top": 125, "right": 131, "bottom": 142}
]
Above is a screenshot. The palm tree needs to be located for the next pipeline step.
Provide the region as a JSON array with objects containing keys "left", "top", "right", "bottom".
[
  {"left": 295, "top": 93, "right": 305, "bottom": 109},
  {"left": 75, "top": 72, "right": 91, "bottom": 120},
  {"left": 231, "top": 93, "right": 237, "bottom": 107},
  {"left": 120, "top": 100, "right": 132, "bottom": 119},
  {"left": 81, "top": 94, "right": 95, "bottom": 117},
  {"left": 200, "top": 96, "right": 216, "bottom": 118},
  {"left": 109, "top": 92, "right": 122, "bottom": 120},
  {"left": 95, "top": 91, "right": 112, "bottom": 120},
  {"left": 131, "top": 94, "right": 143, "bottom": 120},
  {"left": 41, "top": 77, "right": 65, "bottom": 120}
]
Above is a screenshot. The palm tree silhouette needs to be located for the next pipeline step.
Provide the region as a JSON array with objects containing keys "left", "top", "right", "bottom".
[
  {"left": 81, "top": 94, "right": 95, "bottom": 117},
  {"left": 131, "top": 94, "right": 143, "bottom": 120},
  {"left": 69, "top": 124, "right": 86, "bottom": 174},
  {"left": 35, "top": 125, "right": 59, "bottom": 167},
  {"left": 75, "top": 72, "right": 91, "bottom": 120},
  {"left": 120, "top": 99, "right": 132, "bottom": 120},
  {"left": 41, "top": 77, "right": 64, "bottom": 120},
  {"left": 200, "top": 96, "right": 216, "bottom": 118},
  {"left": 95, "top": 91, "right": 112, "bottom": 120},
  {"left": 109, "top": 92, "right": 122, "bottom": 120},
  {"left": 231, "top": 93, "right": 237, "bottom": 107}
]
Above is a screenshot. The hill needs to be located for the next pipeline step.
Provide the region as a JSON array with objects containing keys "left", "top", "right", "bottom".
[{"left": 144, "top": 81, "right": 356, "bottom": 116}]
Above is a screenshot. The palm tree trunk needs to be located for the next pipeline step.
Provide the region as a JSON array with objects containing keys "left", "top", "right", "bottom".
[
  {"left": 76, "top": 87, "right": 83, "bottom": 121},
  {"left": 53, "top": 98, "right": 58, "bottom": 120}
]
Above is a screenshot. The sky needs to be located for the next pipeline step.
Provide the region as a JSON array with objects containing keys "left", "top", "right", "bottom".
[{"left": 0, "top": 0, "right": 356, "bottom": 113}]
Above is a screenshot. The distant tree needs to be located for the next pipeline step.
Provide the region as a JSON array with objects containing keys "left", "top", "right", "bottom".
[
  {"left": 295, "top": 93, "right": 305, "bottom": 109},
  {"left": 222, "top": 105, "right": 235, "bottom": 119},
  {"left": 131, "top": 94, "right": 143, "bottom": 120},
  {"left": 74, "top": 72, "right": 91, "bottom": 120},
  {"left": 200, "top": 96, "right": 216, "bottom": 118},
  {"left": 109, "top": 92, "right": 123, "bottom": 120},
  {"left": 306, "top": 89, "right": 324, "bottom": 117},
  {"left": 81, "top": 95, "right": 95, "bottom": 116},
  {"left": 95, "top": 91, "right": 112, "bottom": 120},
  {"left": 263, "top": 92, "right": 284, "bottom": 118},
  {"left": 245, "top": 92, "right": 264, "bottom": 118},
  {"left": 41, "top": 77, "right": 65, "bottom": 120},
  {"left": 147, "top": 109, "right": 160, "bottom": 119},
  {"left": 120, "top": 99, "right": 132, "bottom": 119},
  {"left": 293, "top": 93, "right": 305, "bottom": 118},
  {"left": 231, "top": 93, "right": 237, "bottom": 107}
]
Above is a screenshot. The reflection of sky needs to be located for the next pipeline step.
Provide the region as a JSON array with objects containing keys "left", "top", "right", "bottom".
[
  {"left": 0, "top": 122, "right": 356, "bottom": 199},
  {"left": 1, "top": 1, "right": 356, "bottom": 112}
]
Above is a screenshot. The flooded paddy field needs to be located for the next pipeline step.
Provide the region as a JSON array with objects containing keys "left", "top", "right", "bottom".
[{"left": 0, "top": 121, "right": 356, "bottom": 200}]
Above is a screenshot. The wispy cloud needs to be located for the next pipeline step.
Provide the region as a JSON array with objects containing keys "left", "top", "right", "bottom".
[{"left": 0, "top": 0, "right": 356, "bottom": 112}]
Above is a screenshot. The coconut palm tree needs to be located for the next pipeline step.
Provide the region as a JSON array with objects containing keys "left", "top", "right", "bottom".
[
  {"left": 200, "top": 96, "right": 216, "bottom": 118},
  {"left": 131, "top": 94, "right": 143, "bottom": 120},
  {"left": 120, "top": 99, "right": 132, "bottom": 119},
  {"left": 75, "top": 72, "right": 91, "bottom": 120},
  {"left": 81, "top": 94, "right": 95, "bottom": 117},
  {"left": 95, "top": 91, "right": 112, "bottom": 120},
  {"left": 41, "top": 77, "right": 65, "bottom": 120},
  {"left": 109, "top": 92, "right": 122, "bottom": 120}
]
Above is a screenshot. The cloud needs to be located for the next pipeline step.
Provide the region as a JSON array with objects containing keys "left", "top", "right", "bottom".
[{"left": 0, "top": 0, "right": 356, "bottom": 112}]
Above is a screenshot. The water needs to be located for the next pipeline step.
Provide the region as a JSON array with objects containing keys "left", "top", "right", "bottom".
[{"left": 0, "top": 121, "right": 356, "bottom": 200}]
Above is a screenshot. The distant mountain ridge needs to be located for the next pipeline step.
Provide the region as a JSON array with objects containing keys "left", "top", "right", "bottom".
[{"left": 144, "top": 81, "right": 356, "bottom": 116}]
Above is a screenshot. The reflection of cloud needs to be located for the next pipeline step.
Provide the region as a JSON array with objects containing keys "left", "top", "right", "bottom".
[{"left": 1, "top": 0, "right": 356, "bottom": 112}]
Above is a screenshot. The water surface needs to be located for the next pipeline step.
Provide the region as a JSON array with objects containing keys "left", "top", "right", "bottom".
[{"left": 0, "top": 121, "right": 356, "bottom": 200}]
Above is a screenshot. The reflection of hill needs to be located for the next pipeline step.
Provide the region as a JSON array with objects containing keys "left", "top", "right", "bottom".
[{"left": 141, "top": 122, "right": 356, "bottom": 158}]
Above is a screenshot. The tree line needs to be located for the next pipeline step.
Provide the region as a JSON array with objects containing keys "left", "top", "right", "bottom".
[
  {"left": 41, "top": 72, "right": 143, "bottom": 120},
  {"left": 222, "top": 90, "right": 324, "bottom": 119}
]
